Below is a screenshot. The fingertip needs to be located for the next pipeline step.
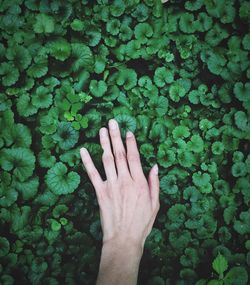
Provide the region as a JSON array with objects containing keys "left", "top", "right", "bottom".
[
  {"left": 80, "top": 147, "right": 88, "bottom": 158},
  {"left": 80, "top": 147, "right": 86, "bottom": 153},
  {"left": 152, "top": 163, "right": 158, "bottom": 175},
  {"left": 126, "top": 131, "right": 134, "bottom": 138}
]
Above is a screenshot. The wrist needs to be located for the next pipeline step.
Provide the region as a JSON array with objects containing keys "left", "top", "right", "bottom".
[
  {"left": 97, "top": 236, "right": 143, "bottom": 285},
  {"left": 102, "top": 236, "right": 144, "bottom": 258}
]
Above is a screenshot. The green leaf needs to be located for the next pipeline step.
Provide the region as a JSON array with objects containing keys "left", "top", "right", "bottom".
[
  {"left": 234, "top": 111, "right": 249, "bottom": 131},
  {"left": 242, "top": 34, "right": 250, "bottom": 50},
  {"left": 131, "top": 3, "right": 149, "bottom": 22},
  {"left": 89, "top": 80, "right": 107, "bottom": 97},
  {"left": 119, "top": 24, "right": 133, "bottom": 41},
  {"left": 234, "top": 82, "right": 250, "bottom": 102},
  {"left": 27, "top": 56, "right": 48, "bottom": 78},
  {"left": 169, "top": 83, "right": 186, "bottom": 102},
  {"left": 38, "top": 150, "right": 56, "bottom": 168},
  {"left": 52, "top": 204, "right": 68, "bottom": 218},
  {"left": 116, "top": 68, "right": 137, "bottom": 90},
  {"left": 157, "top": 147, "right": 176, "bottom": 168},
  {"left": 106, "top": 19, "right": 121, "bottom": 35},
  {"left": 187, "top": 134, "right": 204, "bottom": 153},
  {"left": 224, "top": 266, "right": 248, "bottom": 285},
  {"left": 52, "top": 122, "right": 79, "bottom": 150},
  {"left": 134, "top": 23, "right": 153, "bottom": 44},
  {"left": 15, "top": 176, "right": 39, "bottom": 200},
  {"left": 0, "top": 147, "right": 36, "bottom": 182},
  {"left": 31, "top": 257, "right": 48, "bottom": 273},
  {"left": 177, "top": 150, "right": 195, "bottom": 168},
  {"left": 110, "top": 0, "right": 125, "bottom": 17},
  {"left": 0, "top": 62, "right": 19, "bottom": 86},
  {"left": 3, "top": 123, "right": 32, "bottom": 148},
  {"left": 0, "top": 93, "right": 12, "bottom": 111},
  {"left": 32, "top": 86, "right": 53, "bottom": 109},
  {"left": 70, "top": 19, "right": 84, "bottom": 31},
  {"left": 172, "top": 126, "right": 190, "bottom": 139},
  {"left": 16, "top": 94, "right": 38, "bottom": 117},
  {"left": 10, "top": 205, "right": 31, "bottom": 232},
  {"left": 231, "top": 162, "right": 247, "bottom": 177},
  {"left": 94, "top": 56, "right": 106, "bottom": 73},
  {"left": 211, "top": 141, "right": 224, "bottom": 155},
  {"left": 154, "top": 67, "right": 174, "bottom": 87},
  {"left": 33, "top": 14, "right": 55, "bottom": 33},
  {"left": 233, "top": 210, "right": 250, "bottom": 234},
  {"left": 212, "top": 253, "right": 228, "bottom": 278},
  {"left": 6, "top": 45, "right": 32, "bottom": 71},
  {"left": 192, "top": 172, "right": 211, "bottom": 187},
  {"left": 34, "top": 190, "right": 58, "bottom": 206},
  {"left": 48, "top": 38, "right": 71, "bottom": 61},
  {"left": 0, "top": 185, "right": 18, "bottom": 207},
  {"left": 185, "top": 0, "right": 204, "bottom": 11},
  {"left": 50, "top": 219, "right": 61, "bottom": 231},
  {"left": 71, "top": 43, "right": 94, "bottom": 72},
  {"left": 86, "top": 29, "right": 101, "bottom": 47},
  {"left": 148, "top": 95, "right": 169, "bottom": 116},
  {"left": 179, "top": 12, "right": 197, "bottom": 33},
  {"left": 115, "top": 114, "right": 137, "bottom": 138},
  {"left": 160, "top": 174, "right": 178, "bottom": 194},
  {"left": 0, "top": 237, "right": 10, "bottom": 257},
  {"left": 45, "top": 162, "right": 80, "bottom": 195}
]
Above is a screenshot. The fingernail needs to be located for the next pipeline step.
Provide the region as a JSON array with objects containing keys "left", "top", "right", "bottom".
[
  {"left": 126, "top": 131, "right": 133, "bottom": 138},
  {"left": 100, "top": 128, "right": 107, "bottom": 137},
  {"left": 153, "top": 164, "right": 158, "bottom": 175},
  {"left": 80, "top": 147, "right": 88, "bottom": 156},
  {"left": 109, "top": 119, "right": 118, "bottom": 130}
]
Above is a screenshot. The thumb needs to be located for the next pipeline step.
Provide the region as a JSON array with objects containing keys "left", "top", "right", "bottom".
[{"left": 148, "top": 164, "right": 160, "bottom": 211}]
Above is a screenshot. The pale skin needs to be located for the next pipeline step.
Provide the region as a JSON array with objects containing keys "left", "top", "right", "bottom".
[{"left": 80, "top": 118, "right": 160, "bottom": 285}]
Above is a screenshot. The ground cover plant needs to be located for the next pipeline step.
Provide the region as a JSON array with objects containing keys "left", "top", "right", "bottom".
[{"left": 0, "top": 0, "right": 249, "bottom": 284}]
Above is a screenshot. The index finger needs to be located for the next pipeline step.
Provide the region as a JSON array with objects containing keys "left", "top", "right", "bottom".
[{"left": 80, "top": 147, "right": 104, "bottom": 194}]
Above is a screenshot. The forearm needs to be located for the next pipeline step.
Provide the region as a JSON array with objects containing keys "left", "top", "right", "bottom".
[{"left": 96, "top": 239, "right": 144, "bottom": 285}]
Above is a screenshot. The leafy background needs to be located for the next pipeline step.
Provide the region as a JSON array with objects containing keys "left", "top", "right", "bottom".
[{"left": 0, "top": 0, "right": 250, "bottom": 284}]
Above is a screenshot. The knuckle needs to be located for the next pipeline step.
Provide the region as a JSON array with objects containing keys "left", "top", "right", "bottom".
[
  {"left": 100, "top": 137, "right": 108, "bottom": 146},
  {"left": 102, "top": 153, "right": 114, "bottom": 163},
  {"left": 127, "top": 153, "right": 140, "bottom": 162},
  {"left": 120, "top": 179, "right": 131, "bottom": 189},
  {"left": 110, "top": 129, "right": 119, "bottom": 137},
  {"left": 115, "top": 150, "right": 126, "bottom": 161}
]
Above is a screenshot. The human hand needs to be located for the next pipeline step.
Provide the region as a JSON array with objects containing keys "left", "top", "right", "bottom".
[{"left": 80, "top": 119, "right": 160, "bottom": 251}]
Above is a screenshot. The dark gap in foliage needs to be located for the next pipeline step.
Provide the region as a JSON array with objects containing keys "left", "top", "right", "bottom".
[
  {"left": 0, "top": 224, "right": 16, "bottom": 243},
  {"left": 126, "top": 58, "right": 157, "bottom": 77},
  {"left": 197, "top": 66, "right": 224, "bottom": 88},
  {"left": 196, "top": 258, "right": 213, "bottom": 278},
  {"left": 89, "top": 72, "right": 103, "bottom": 81},
  {"left": 12, "top": 268, "right": 27, "bottom": 284},
  {"left": 240, "top": 140, "right": 250, "bottom": 154}
]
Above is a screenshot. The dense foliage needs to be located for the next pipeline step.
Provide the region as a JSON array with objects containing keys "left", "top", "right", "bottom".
[{"left": 0, "top": 0, "right": 249, "bottom": 284}]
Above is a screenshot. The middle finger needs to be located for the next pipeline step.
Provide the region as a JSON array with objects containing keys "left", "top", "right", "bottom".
[
  {"left": 108, "top": 119, "right": 130, "bottom": 178},
  {"left": 99, "top": 127, "right": 118, "bottom": 182}
]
